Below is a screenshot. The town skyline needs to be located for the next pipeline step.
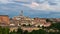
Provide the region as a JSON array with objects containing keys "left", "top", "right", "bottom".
[{"left": 0, "top": 0, "right": 60, "bottom": 34}]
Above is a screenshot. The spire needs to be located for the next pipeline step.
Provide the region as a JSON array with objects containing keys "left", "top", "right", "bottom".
[{"left": 20, "top": 10, "right": 23, "bottom": 16}]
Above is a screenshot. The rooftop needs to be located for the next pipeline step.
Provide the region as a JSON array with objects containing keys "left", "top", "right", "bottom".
[{"left": 0, "top": 15, "right": 9, "bottom": 17}]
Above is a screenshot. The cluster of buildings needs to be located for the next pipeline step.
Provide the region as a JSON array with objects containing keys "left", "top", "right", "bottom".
[
  {"left": 10, "top": 11, "right": 51, "bottom": 27},
  {"left": 0, "top": 11, "right": 60, "bottom": 32}
]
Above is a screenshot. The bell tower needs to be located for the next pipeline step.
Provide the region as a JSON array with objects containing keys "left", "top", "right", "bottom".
[{"left": 20, "top": 10, "right": 23, "bottom": 16}]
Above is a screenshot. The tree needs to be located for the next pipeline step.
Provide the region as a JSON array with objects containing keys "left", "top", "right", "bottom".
[
  {"left": 23, "top": 30, "right": 29, "bottom": 34},
  {"left": 37, "top": 25, "right": 40, "bottom": 28},
  {"left": 22, "top": 24, "right": 26, "bottom": 27},
  {"left": 49, "top": 23, "right": 60, "bottom": 30},
  {"left": 10, "top": 30, "right": 16, "bottom": 34},
  {"left": 0, "top": 26, "right": 2, "bottom": 34},
  {"left": 27, "top": 24, "right": 31, "bottom": 27},
  {"left": 46, "top": 19, "right": 52, "bottom": 22},
  {"left": 29, "top": 29, "right": 47, "bottom": 34},
  {"left": 0, "top": 26, "right": 9, "bottom": 34},
  {"left": 38, "top": 29, "right": 47, "bottom": 34},
  {"left": 30, "top": 30, "right": 37, "bottom": 34},
  {"left": 17, "top": 27, "right": 23, "bottom": 34},
  {"left": 4, "top": 27, "right": 10, "bottom": 34},
  {"left": 48, "top": 32, "right": 59, "bottom": 34}
]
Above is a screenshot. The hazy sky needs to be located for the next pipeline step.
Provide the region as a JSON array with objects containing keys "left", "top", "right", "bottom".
[{"left": 0, "top": 0, "right": 60, "bottom": 18}]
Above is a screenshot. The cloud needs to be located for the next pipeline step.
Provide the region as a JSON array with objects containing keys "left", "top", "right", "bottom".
[
  {"left": 0, "top": 0, "right": 9, "bottom": 3},
  {"left": 0, "top": 0, "right": 60, "bottom": 18},
  {"left": 0, "top": 0, "right": 60, "bottom": 11},
  {"left": 0, "top": 0, "right": 15, "bottom": 4},
  {"left": 14, "top": 0, "right": 30, "bottom": 2},
  {"left": 10, "top": 0, "right": 60, "bottom": 11},
  {"left": 22, "top": 1, "right": 60, "bottom": 11}
]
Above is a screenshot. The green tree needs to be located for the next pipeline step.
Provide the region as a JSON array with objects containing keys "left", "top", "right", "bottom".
[
  {"left": 0, "top": 26, "right": 2, "bottom": 34},
  {"left": 10, "top": 30, "right": 16, "bottom": 34},
  {"left": 22, "top": 24, "right": 26, "bottom": 27},
  {"left": 17, "top": 27, "right": 23, "bottom": 34},
  {"left": 0, "top": 26, "right": 9, "bottom": 34},
  {"left": 4, "top": 27, "right": 10, "bottom": 34},
  {"left": 38, "top": 29, "right": 47, "bottom": 34},
  {"left": 48, "top": 32, "right": 59, "bottom": 34},
  {"left": 27, "top": 24, "right": 31, "bottom": 27},
  {"left": 30, "top": 30, "right": 37, "bottom": 34},
  {"left": 49, "top": 23, "right": 60, "bottom": 30},
  {"left": 37, "top": 25, "right": 40, "bottom": 28},
  {"left": 30, "top": 29, "right": 47, "bottom": 34},
  {"left": 46, "top": 19, "right": 52, "bottom": 22},
  {"left": 23, "top": 30, "right": 29, "bottom": 34}
]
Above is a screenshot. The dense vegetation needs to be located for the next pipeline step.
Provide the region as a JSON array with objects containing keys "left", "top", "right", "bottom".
[{"left": 0, "top": 26, "right": 9, "bottom": 34}]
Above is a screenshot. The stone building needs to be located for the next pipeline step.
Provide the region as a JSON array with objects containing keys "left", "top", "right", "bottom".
[{"left": 0, "top": 15, "right": 10, "bottom": 26}]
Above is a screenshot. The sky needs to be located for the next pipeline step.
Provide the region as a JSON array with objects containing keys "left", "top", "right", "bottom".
[{"left": 0, "top": 0, "right": 60, "bottom": 18}]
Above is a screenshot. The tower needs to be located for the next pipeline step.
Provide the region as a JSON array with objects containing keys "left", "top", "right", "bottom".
[{"left": 20, "top": 10, "right": 23, "bottom": 16}]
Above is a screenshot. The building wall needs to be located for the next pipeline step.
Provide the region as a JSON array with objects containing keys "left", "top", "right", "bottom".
[{"left": 0, "top": 15, "right": 10, "bottom": 25}]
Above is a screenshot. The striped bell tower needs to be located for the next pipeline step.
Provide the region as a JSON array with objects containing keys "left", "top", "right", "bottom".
[{"left": 20, "top": 10, "right": 23, "bottom": 16}]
